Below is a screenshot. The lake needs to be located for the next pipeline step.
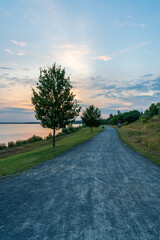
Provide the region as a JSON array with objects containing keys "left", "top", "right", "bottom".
[{"left": 0, "top": 124, "right": 79, "bottom": 145}]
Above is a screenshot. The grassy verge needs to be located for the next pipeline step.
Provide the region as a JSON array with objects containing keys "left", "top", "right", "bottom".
[
  {"left": 0, "top": 127, "right": 103, "bottom": 178},
  {"left": 114, "top": 119, "right": 160, "bottom": 166}
]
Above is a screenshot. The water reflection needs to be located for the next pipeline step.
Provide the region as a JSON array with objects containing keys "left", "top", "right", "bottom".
[{"left": 0, "top": 124, "right": 60, "bottom": 144}]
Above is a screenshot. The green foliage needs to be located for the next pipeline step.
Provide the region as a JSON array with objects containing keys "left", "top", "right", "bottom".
[
  {"left": 16, "top": 140, "right": 25, "bottom": 146},
  {"left": 103, "top": 102, "right": 160, "bottom": 125},
  {"left": 27, "top": 135, "right": 43, "bottom": 143},
  {"left": 0, "top": 127, "right": 103, "bottom": 177},
  {"left": 8, "top": 141, "right": 16, "bottom": 148},
  {"left": 143, "top": 102, "right": 160, "bottom": 120},
  {"left": 81, "top": 105, "right": 102, "bottom": 133},
  {"left": 56, "top": 132, "right": 66, "bottom": 137},
  {"left": 0, "top": 143, "right": 7, "bottom": 150},
  {"left": 45, "top": 133, "right": 53, "bottom": 140},
  {"left": 158, "top": 108, "right": 160, "bottom": 119},
  {"left": 149, "top": 103, "right": 158, "bottom": 117},
  {"left": 62, "top": 126, "right": 77, "bottom": 134},
  {"left": 31, "top": 63, "right": 81, "bottom": 147},
  {"left": 2, "top": 136, "right": 43, "bottom": 149},
  {"left": 103, "top": 110, "right": 141, "bottom": 125}
]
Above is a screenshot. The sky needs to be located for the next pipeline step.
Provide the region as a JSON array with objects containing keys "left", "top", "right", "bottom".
[{"left": 0, "top": 0, "right": 160, "bottom": 121}]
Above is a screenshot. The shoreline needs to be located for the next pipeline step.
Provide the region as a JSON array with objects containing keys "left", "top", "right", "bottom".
[
  {"left": 0, "top": 121, "right": 82, "bottom": 124},
  {"left": 0, "top": 127, "right": 103, "bottom": 177},
  {"left": 0, "top": 124, "right": 82, "bottom": 145}
]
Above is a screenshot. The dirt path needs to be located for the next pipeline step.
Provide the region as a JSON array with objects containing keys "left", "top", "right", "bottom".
[{"left": 0, "top": 127, "right": 160, "bottom": 240}]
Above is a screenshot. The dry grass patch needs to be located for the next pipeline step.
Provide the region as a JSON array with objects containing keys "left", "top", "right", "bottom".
[{"left": 116, "top": 118, "right": 160, "bottom": 166}]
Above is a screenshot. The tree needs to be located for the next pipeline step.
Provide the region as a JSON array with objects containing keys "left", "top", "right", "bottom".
[
  {"left": 157, "top": 102, "right": 160, "bottom": 118},
  {"left": 104, "top": 110, "right": 141, "bottom": 125},
  {"left": 149, "top": 103, "right": 158, "bottom": 117},
  {"left": 32, "top": 64, "right": 81, "bottom": 147},
  {"left": 157, "top": 102, "right": 160, "bottom": 110},
  {"left": 81, "top": 105, "right": 102, "bottom": 133},
  {"left": 117, "top": 110, "right": 121, "bottom": 116}
]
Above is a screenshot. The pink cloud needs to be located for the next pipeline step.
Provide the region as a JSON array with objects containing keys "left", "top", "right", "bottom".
[
  {"left": 17, "top": 51, "right": 25, "bottom": 56},
  {"left": 60, "top": 44, "right": 75, "bottom": 48},
  {"left": 5, "top": 48, "right": 14, "bottom": 54},
  {"left": 93, "top": 56, "right": 112, "bottom": 61},
  {"left": 11, "top": 40, "right": 26, "bottom": 47}
]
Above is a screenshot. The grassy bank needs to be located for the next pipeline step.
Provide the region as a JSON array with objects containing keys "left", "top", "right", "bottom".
[
  {"left": 0, "top": 127, "right": 103, "bottom": 177},
  {"left": 115, "top": 118, "right": 160, "bottom": 166}
]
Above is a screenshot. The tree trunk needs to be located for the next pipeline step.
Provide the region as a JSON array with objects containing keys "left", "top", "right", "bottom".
[
  {"left": 91, "top": 126, "right": 93, "bottom": 134},
  {"left": 53, "top": 127, "right": 56, "bottom": 147}
]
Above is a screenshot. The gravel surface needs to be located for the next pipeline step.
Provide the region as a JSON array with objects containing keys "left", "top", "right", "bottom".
[{"left": 0, "top": 127, "right": 160, "bottom": 240}]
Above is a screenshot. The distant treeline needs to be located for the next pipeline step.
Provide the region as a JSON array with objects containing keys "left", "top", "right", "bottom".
[
  {"left": 0, "top": 122, "right": 41, "bottom": 124},
  {"left": 0, "top": 120, "right": 82, "bottom": 124},
  {"left": 102, "top": 102, "right": 160, "bottom": 125}
]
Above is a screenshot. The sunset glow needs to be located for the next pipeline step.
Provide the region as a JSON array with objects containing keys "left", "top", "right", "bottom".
[{"left": 0, "top": 0, "right": 160, "bottom": 121}]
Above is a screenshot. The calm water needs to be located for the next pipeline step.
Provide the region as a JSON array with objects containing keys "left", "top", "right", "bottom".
[{"left": 0, "top": 124, "right": 61, "bottom": 144}]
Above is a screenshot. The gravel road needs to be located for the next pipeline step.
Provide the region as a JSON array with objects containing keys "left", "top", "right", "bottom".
[{"left": 0, "top": 127, "right": 160, "bottom": 240}]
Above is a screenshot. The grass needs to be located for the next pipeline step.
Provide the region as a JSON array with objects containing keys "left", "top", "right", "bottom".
[
  {"left": 115, "top": 117, "right": 160, "bottom": 166},
  {"left": 0, "top": 127, "right": 103, "bottom": 178}
]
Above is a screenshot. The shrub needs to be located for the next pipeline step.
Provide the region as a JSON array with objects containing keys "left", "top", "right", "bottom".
[
  {"left": 46, "top": 133, "right": 53, "bottom": 140},
  {"left": 8, "top": 141, "right": 16, "bottom": 148},
  {"left": 141, "top": 117, "right": 148, "bottom": 123},
  {"left": 27, "top": 135, "right": 43, "bottom": 143},
  {"left": 0, "top": 143, "right": 7, "bottom": 150},
  {"left": 56, "top": 132, "right": 66, "bottom": 137},
  {"left": 62, "top": 128, "right": 69, "bottom": 134},
  {"left": 62, "top": 127, "right": 75, "bottom": 134},
  {"left": 15, "top": 140, "right": 27, "bottom": 146},
  {"left": 68, "top": 127, "right": 76, "bottom": 132},
  {"left": 16, "top": 140, "right": 22, "bottom": 146},
  {"left": 66, "top": 129, "right": 72, "bottom": 134}
]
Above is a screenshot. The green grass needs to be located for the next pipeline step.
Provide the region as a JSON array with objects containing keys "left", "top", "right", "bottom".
[
  {"left": 0, "top": 127, "right": 103, "bottom": 178},
  {"left": 114, "top": 118, "right": 160, "bottom": 166}
]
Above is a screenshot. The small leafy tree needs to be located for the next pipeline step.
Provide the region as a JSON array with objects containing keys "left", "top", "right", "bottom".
[
  {"left": 156, "top": 102, "right": 160, "bottom": 118},
  {"left": 149, "top": 103, "right": 158, "bottom": 117},
  {"left": 32, "top": 64, "right": 81, "bottom": 147},
  {"left": 81, "top": 105, "right": 102, "bottom": 133}
]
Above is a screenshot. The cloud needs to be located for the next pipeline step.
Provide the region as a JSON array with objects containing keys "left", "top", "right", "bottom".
[
  {"left": 93, "top": 56, "right": 112, "bottom": 61},
  {"left": 101, "top": 85, "right": 116, "bottom": 90},
  {"left": 83, "top": 74, "right": 160, "bottom": 112},
  {"left": 5, "top": 48, "right": 14, "bottom": 54},
  {"left": 70, "top": 74, "right": 160, "bottom": 117},
  {"left": 29, "top": 20, "right": 39, "bottom": 25},
  {"left": 0, "top": 67, "right": 14, "bottom": 70},
  {"left": 142, "top": 73, "right": 153, "bottom": 78},
  {"left": 0, "top": 83, "right": 7, "bottom": 88},
  {"left": 54, "top": 44, "right": 94, "bottom": 55},
  {"left": 5, "top": 49, "right": 26, "bottom": 56},
  {"left": 113, "top": 18, "right": 146, "bottom": 28},
  {"left": 0, "top": 74, "right": 37, "bottom": 86},
  {"left": 113, "top": 18, "right": 129, "bottom": 27},
  {"left": 23, "top": 68, "right": 29, "bottom": 71},
  {"left": 76, "top": 100, "right": 82, "bottom": 104},
  {"left": 113, "top": 79, "right": 159, "bottom": 102},
  {"left": 0, "top": 108, "right": 33, "bottom": 114},
  {"left": 135, "top": 42, "right": 150, "bottom": 48},
  {"left": 60, "top": 44, "right": 75, "bottom": 48},
  {"left": 17, "top": 51, "right": 25, "bottom": 56},
  {"left": 53, "top": 44, "right": 94, "bottom": 74},
  {"left": 121, "top": 41, "right": 149, "bottom": 54},
  {"left": 140, "top": 24, "right": 146, "bottom": 28},
  {"left": 11, "top": 40, "right": 26, "bottom": 47},
  {"left": 78, "top": 74, "right": 160, "bottom": 116},
  {"left": 150, "top": 77, "right": 160, "bottom": 91}
]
